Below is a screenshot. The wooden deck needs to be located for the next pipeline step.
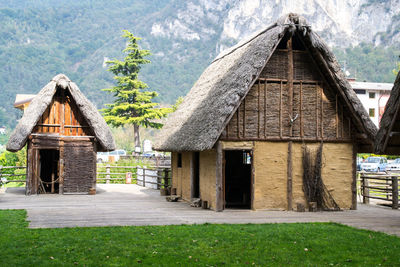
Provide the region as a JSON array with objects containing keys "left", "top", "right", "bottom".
[{"left": 1, "top": 184, "right": 400, "bottom": 236}]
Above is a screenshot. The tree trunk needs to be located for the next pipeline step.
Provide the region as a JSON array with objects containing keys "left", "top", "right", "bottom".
[{"left": 134, "top": 124, "right": 141, "bottom": 153}]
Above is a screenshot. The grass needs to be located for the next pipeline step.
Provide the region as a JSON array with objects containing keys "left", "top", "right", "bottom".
[{"left": 0, "top": 210, "right": 400, "bottom": 266}]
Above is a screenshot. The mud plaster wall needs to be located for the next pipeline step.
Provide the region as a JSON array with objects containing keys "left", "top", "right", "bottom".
[
  {"left": 253, "top": 142, "right": 288, "bottom": 210},
  {"left": 291, "top": 142, "right": 353, "bottom": 210},
  {"left": 171, "top": 152, "right": 192, "bottom": 201},
  {"left": 320, "top": 143, "right": 353, "bottom": 209},
  {"left": 253, "top": 141, "right": 353, "bottom": 210},
  {"left": 199, "top": 149, "right": 216, "bottom": 210}
]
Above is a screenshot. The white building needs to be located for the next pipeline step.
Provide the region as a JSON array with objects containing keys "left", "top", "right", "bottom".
[{"left": 349, "top": 80, "right": 393, "bottom": 127}]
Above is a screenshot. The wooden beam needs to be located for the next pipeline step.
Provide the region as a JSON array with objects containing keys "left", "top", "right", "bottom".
[
  {"left": 59, "top": 141, "right": 64, "bottom": 195},
  {"left": 237, "top": 108, "right": 240, "bottom": 139},
  {"left": 351, "top": 144, "right": 357, "bottom": 210},
  {"left": 251, "top": 143, "right": 255, "bottom": 210},
  {"left": 287, "top": 141, "right": 293, "bottom": 210},
  {"left": 216, "top": 141, "right": 223, "bottom": 212},
  {"left": 336, "top": 94, "right": 339, "bottom": 138},
  {"left": 316, "top": 83, "right": 319, "bottom": 138},
  {"left": 287, "top": 37, "right": 293, "bottom": 211},
  {"left": 220, "top": 136, "right": 353, "bottom": 143},
  {"left": 300, "top": 82, "right": 303, "bottom": 137},
  {"left": 61, "top": 89, "right": 65, "bottom": 135},
  {"left": 279, "top": 81, "right": 283, "bottom": 138},
  {"left": 288, "top": 37, "right": 294, "bottom": 137},
  {"left": 264, "top": 81, "right": 267, "bottom": 138},
  {"left": 257, "top": 80, "right": 261, "bottom": 138},
  {"left": 320, "top": 84, "right": 324, "bottom": 138},
  {"left": 341, "top": 104, "right": 344, "bottom": 138},
  {"left": 389, "top": 131, "right": 400, "bottom": 137},
  {"left": 243, "top": 97, "right": 246, "bottom": 139}
]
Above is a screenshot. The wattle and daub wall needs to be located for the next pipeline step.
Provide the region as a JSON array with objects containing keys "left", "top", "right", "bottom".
[{"left": 171, "top": 33, "right": 356, "bottom": 210}]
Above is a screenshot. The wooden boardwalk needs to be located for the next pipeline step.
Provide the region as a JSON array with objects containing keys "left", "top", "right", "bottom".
[{"left": 1, "top": 184, "right": 400, "bottom": 236}]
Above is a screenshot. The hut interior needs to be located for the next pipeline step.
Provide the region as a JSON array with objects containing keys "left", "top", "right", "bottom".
[{"left": 224, "top": 150, "right": 252, "bottom": 209}]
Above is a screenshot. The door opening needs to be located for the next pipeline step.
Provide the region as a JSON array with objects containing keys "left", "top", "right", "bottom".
[
  {"left": 192, "top": 152, "right": 200, "bottom": 199},
  {"left": 38, "top": 149, "right": 60, "bottom": 194},
  {"left": 224, "top": 150, "right": 252, "bottom": 209}
]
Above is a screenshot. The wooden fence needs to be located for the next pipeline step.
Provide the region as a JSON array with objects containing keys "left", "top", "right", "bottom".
[
  {"left": 359, "top": 172, "right": 399, "bottom": 209},
  {"left": 0, "top": 165, "right": 171, "bottom": 190},
  {"left": 97, "top": 165, "right": 171, "bottom": 189}
]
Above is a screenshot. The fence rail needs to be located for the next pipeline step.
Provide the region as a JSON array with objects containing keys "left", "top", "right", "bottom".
[
  {"left": 0, "top": 164, "right": 171, "bottom": 190},
  {"left": 359, "top": 172, "right": 399, "bottom": 209}
]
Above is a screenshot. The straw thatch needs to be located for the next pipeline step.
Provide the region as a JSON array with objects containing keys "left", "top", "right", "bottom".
[
  {"left": 153, "top": 13, "right": 377, "bottom": 152},
  {"left": 6, "top": 74, "right": 115, "bottom": 152},
  {"left": 374, "top": 72, "right": 400, "bottom": 154}
]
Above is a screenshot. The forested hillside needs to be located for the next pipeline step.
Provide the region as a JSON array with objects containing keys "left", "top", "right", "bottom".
[{"left": 0, "top": 0, "right": 399, "bottom": 136}]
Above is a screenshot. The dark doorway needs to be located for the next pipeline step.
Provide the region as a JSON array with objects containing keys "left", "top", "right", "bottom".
[
  {"left": 224, "top": 150, "right": 252, "bottom": 209},
  {"left": 39, "top": 149, "right": 60, "bottom": 194},
  {"left": 192, "top": 152, "right": 200, "bottom": 199}
]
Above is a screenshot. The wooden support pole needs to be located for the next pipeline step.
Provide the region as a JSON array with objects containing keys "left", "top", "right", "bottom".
[
  {"left": 143, "top": 167, "right": 146, "bottom": 187},
  {"left": 264, "top": 81, "right": 267, "bottom": 138},
  {"left": 257, "top": 80, "right": 261, "bottom": 138},
  {"left": 341, "top": 104, "right": 344, "bottom": 138},
  {"left": 287, "top": 37, "right": 294, "bottom": 137},
  {"left": 351, "top": 144, "right": 357, "bottom": 209},
  {"left": 279, "top": 81, "right": 283, "bottom": 138},
  {"left": 216, "top": 141, "right": 223, "bottom": 212},
  {"left": 106, "top": 164, "right": 110, "bottom": 184},
  {"left": 287, "top": 141, "right": 293, "bottom": 210},
  {"left": 315, "top": 83, "right": 319, "bottom": 138},
  {"left": 335, "top": 94, "right": 339, "bottom": 138},
  {"left": 51, "top": 172, "right": 55, "bottom": 193},
  {"left": 287, "top": 37, "right": 293, "bottom": 211},
  {"left": 392, "top": 176, "right": 398, "bottom": 209},
  {"left": 320, "top": 84, "right": 324, "bottom": 138},
  {"left": 243, "top": 97, "right": 246, "bottom": 139},
  {"left": 300, "top": 82, "right": 303, "bottom": 138},
  {"left": 237, "top": 108, "right": 240, "bottom": 139},
  {"left": 59, "top": 141, "right": 64, "bottom": 195},
  {"left": 362, "top": 177, "right": 369, "bottom": 204}
]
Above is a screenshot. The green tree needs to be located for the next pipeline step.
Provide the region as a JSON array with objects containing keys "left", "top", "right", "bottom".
[{"left": 102, "top": 30, "right": 172, "bottom": 150}]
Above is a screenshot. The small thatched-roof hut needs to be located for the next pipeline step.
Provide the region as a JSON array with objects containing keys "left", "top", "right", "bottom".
[
  {"left": 154, "top": 14, "right": 376, "bottom": 211},
  {"left": 7, "top": 74, "right": 115, "bottom": 195},
  {"left": 375, "top": 72, "right": 400, "bottom": 155}
]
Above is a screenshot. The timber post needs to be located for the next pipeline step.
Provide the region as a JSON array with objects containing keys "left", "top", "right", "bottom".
[
  {"left": 216, "top": 141, "right": 223, "bottom": 212},
  {"left": 286, "top": 36, "right": 294, "bottom": 211},
  {"left": 143, "top": 166, "right": 146, "bottom": 187},
  {"left": 106, "top": 164, "right": 110, "bottom": 184},
  {"left": 392, "top": 176, "right": 398, "bottom": 209},
  {"left": 163, "top": 168, "right": 169, "bottom": 188},
  {"left": 362, "top": 176, "right": 369, "bottom": 204},
  {"left": 351, "top": 144, "right": 357, "bottom": 210}
]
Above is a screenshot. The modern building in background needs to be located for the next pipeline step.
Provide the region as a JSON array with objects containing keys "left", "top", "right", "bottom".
[{"left": 349, "top": 80, "right": 393, "bottom": 127}]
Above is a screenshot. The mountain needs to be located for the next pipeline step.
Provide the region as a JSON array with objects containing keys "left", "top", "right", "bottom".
[{"left": 0, "top": 0, "right": 399, "bottom": 133}]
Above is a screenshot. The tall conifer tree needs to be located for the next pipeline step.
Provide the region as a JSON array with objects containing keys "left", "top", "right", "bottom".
[{"left": 102, "top": 30, "right": 171, "bottom": 150}]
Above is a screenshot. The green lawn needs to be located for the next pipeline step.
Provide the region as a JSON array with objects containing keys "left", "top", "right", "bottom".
[{"left": 0, "top": 210, "right": 399, "bottom": 266}]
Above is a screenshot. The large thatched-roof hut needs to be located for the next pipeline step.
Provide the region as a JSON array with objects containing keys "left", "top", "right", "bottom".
[
  {"left": 7, "top": 74, "right": 115, "bottom": 195},
  {"left": 154, "top": 14, "right": 377, "bottom": 211},
  {"left": 375, "top": 72, "right": 400, "bottom": 155}
]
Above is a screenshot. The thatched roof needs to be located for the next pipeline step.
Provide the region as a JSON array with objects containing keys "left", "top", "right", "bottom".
[
  {"left": 7, "top": 74, "right": 115, "bottom": 152},
  {"left": 374, "top": 72, "right": 400, "bottom": 155},
  {"left": 153, "top": 13, "right": 377, "bottom": 152}
]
